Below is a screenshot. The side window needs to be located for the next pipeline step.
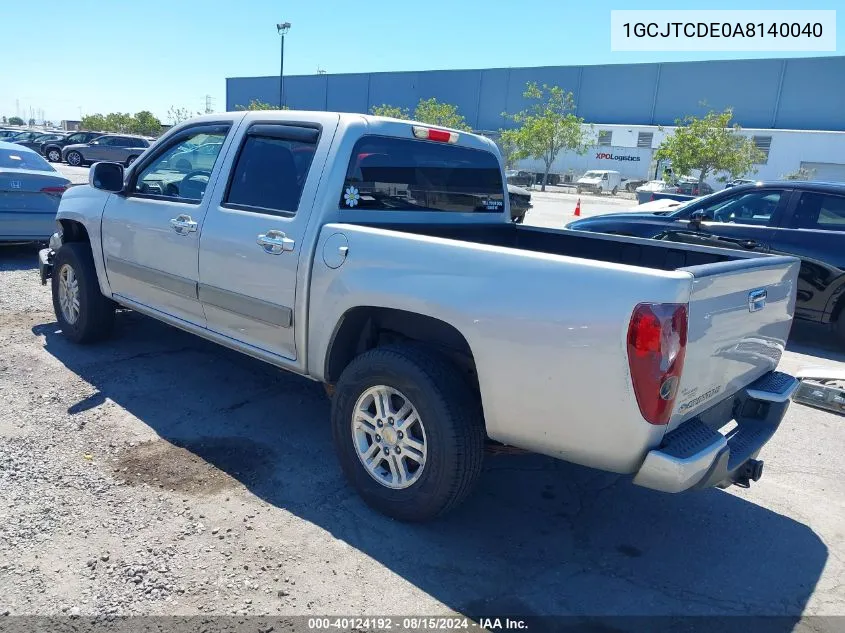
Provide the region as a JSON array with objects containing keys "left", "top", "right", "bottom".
[
  {"left": 224, "top": 131, "right": 317, "bottom": 215},
  {"left": 340, "top": 135, "right": 504, "bottom": 213},
  {"left": 697, "top": 190, "right": 783, "bottom": 226},
  {"left": 790, "top": 193, "right": 845, "bottom": 231},
  {"left": 67, "top": 134, "right": 86, "bottom": 144},
  {"left": 131, "top": 127, "right": 229, "bottom": 202}
]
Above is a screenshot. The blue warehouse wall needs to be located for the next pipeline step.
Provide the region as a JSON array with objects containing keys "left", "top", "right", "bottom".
[{"left": 226, "top": 55, "right": 845, "bottom": 131}]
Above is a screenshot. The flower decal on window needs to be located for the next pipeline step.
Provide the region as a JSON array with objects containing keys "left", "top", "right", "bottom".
[{"left": 343, "top": 186, "right": 360, "bottom": 207}]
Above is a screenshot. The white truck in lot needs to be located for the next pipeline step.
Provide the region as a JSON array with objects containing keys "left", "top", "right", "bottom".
[{"left": 39, "top": 111, "right": 801, "bottom": 521}]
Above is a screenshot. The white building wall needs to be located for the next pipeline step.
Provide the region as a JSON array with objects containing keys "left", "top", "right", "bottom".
[{"left": 515, "top": 123, "right": 845, "bottom": 185}]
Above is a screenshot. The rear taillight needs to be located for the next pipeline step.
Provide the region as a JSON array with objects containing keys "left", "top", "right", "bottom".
[
  {"left": 627, "top": 303, "right": 688, "bottom": 425},
  {"left": 41, "top": 186, "right": 68, "bottom": 195},
  {"left": 412, "top": 125, "right": 459, "bottom": 143}
]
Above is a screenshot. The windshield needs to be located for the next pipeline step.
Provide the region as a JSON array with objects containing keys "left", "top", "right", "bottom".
[
  {"left": 0, "top": 148, "right": 56, "bottom": 171},
  {"left": 582, "top": 171, "right": 602, "bottom": 178},
  {"left": 667, "top": 190, "right": 721, "bottom": 217}
]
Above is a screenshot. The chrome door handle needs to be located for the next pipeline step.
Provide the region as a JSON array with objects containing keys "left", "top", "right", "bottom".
[
  {"left": 257, "top": 230, "right": 295, "bottom": 255},
  {"left": 170, "top": 214, "right": 198, "bottom": 235}
]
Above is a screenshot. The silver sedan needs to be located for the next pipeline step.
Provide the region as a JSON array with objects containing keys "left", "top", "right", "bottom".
[{"left": 0, "top": 141, "right": 72, "bottom": 242}]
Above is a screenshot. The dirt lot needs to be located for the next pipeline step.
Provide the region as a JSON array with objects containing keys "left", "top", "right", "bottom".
[{"left": 1, "top": 243, "right": 844, "bottom": 628}]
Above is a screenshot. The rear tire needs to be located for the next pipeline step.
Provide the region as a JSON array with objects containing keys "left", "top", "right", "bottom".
[
  {"left": 331, "top": 344, "right": 485, "bottom": 522},
  {"left": 46, "top": 148, "right": 61, "bottom": 162},
  {"left": 66, "top": 151, "right": 83, "bottom": 167},
  {"left": 611, "top": 186, "right": 618, "bottom": 195},
  {"left": 51, "top": 242, "right": 115, "bottom": 344}
]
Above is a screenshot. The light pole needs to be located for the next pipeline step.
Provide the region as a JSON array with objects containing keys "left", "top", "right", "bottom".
[{"left": 276, "top": 22, "right": 291, "bottom": 109}]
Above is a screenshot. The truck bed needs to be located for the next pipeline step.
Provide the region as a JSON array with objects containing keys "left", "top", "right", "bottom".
[
  {"left": 360, "top": 222, "right": 738, "bottom": 271},
  {"left": 335, "top": 219, "right": 799, "bottom": 437}
]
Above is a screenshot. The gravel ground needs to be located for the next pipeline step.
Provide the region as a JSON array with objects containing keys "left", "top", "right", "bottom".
[{"left": 1, "top": 242, "right": 844, "bottom": 627}]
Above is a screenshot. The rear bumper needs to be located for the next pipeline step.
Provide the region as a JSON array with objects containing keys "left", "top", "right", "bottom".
[{"left": 633, "top": 371, "right": 798, "bottom": 493}]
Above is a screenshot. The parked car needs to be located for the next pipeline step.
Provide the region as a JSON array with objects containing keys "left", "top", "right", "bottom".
[
  {"left": 0, "top": 141, "right": 71, "bottom": 241},
  {"left": 62, "top": 134, "right": 150, "bottom": 167},
  {"left": 505, "top": 169, "right": 534, "bottom": 187},
  {"left": 165, "top": 141, "right": 224, "bottom": 172},
  {"left": 42, "top": 131, "right": 104, "bottom": 162},
  {"left": 567, "top": 181, "right": 845, "bottom": 345},
  {"left": 675, "top": 179, "right": 714, "bottom": 196},
  {"left": 13, "top": 132, "right": 68, "bottom": 153},
  {"left": 725, "top": 178, "right": 757, "bottom": 189},
  {"left": 636, "top": 180, "right": 680, "bottom": 204},
  {"left": 622, "top": 178, "right": 647, "bottom": 192},
  {"left": 39, "top": 112, "right": 800, "bottom": 521},
  {"left": 576, "top": 170, "right": 622, "bottom": 195},
  {"left": 4, "top": 130, "right": 45, "bottom": 144},
  {"left": 508, "top": 184, "right": 532, "bottom": 223},
  {"left": 0, "top": 128, "right": 26, "bottom": 140}
]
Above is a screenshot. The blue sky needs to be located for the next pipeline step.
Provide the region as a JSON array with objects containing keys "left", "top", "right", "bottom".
[{"left": 0, "top": 0, "right": 840, "bottom": 123}]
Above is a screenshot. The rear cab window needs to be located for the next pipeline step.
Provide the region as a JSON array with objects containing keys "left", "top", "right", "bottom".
[
  {"left": 340, "top": 135, "right": 504, "bottom": 213},
  {"left": 223, "top": 124, "right": 319, "bottom": 216}
]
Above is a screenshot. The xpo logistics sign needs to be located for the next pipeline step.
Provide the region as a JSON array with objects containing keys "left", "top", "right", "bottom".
[
  {"left": 516, "top": 144, "right": 654, "bottom": 180},
  {"left": 595, "top": 151, "right": 641, "bottom": 162}
]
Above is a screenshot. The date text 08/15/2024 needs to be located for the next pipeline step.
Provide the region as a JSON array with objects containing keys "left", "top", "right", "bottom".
[{"left": 306, "top": 617, "right": 528, "bottom": 630}]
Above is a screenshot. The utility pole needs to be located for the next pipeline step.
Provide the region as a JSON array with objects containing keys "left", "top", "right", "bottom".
[
  {"left": 276, "top": 22, "right": 291, "bottom": 109},
  {"left": 204, "top": 94, "right": 215, "bottom": 114}
]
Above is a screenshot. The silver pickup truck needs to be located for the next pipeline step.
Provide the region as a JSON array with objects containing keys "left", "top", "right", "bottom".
[{"left": 38, "top": 111, "right": 801, "bottom": 522}]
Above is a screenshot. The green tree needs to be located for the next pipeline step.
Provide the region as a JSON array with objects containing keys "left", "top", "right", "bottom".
[
  {"left": 131, "top": 111, "right": 162, "bottom": 136},
  {"left": 413, "top": 98, "right": 471, "bottom": 131},
  {"left": 81, "top": 113, "right": 107, "bottom": 131},
  {"left": 502, "top": 82, "right": 590, "bottom": 191},
  {"left": 103, "top": 112, "right": 133, "bottom": 132},
  {"left": 370, "top": 104, "right": 410, "bottom": 119},
  {"left": 497, "top": 129, "right": 521, "bottom": 170},
  {"left": 235, "top": 99, "right": 284, "bottom": 111},
  {"left": 781, "top": 166, "right": 815, "bottom": 180},
  {"left": 167, "top": 106, "right": 198, "bottom": 125},
  {"left": 655, "top": 107, "right": 765, "bottom": 187},
  {"left": 8, "top": 116, "right": 24, "bottom": 126}
]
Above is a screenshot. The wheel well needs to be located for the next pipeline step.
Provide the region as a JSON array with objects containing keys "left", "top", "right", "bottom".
[
  {"left": 59, "top": 220, "right": 90, "bottom": 244},
  {"left": 325, "top": 307, "right": 477, "bottom": 388}
]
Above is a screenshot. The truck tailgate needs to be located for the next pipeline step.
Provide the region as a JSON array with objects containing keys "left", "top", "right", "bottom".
[{"left": 669, "top": 256, "right": 799, "bottom": 430}]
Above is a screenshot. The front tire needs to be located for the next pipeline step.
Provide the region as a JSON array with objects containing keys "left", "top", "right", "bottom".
[
  {"left": 46, "top": 148, "right": 61, "bottom": 162},
  {"left": 51, "top": 242, "right": 115, "bottom": 344},
  {"left": 66, "top": 151, "right": 83, "bottom": 167},
  {"left": 126, "top": 155, "right": 138, "bottom": 167},
  {"left": 331, "top": 345, "right": 485, "bottom": 522}
]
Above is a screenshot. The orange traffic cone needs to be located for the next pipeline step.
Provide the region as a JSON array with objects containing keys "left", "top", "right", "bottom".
[{"left": 574, "top": 198, "right": 581, "bottom": 216}]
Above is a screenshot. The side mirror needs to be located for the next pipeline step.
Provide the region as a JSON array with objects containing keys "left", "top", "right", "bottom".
[
  {"left": 688, "top": 210, "right": 707, "bottom": 230},
  {"left": 89, "top": 162, "right": 124, "bottom": 193}
]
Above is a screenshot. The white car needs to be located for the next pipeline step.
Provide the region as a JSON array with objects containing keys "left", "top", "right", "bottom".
[
  {"left": 636, "top": 180, "right": 679, "bottom": 194},
  {"left": 576, "top": 169, "right": 622, "bottom": 195}
]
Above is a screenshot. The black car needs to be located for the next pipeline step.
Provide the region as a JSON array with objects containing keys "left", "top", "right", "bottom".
[
  {"left": 506, "top": 170, "right": 534, "bottom": 187},
  {"left": 508, "top": 184, "right": 532, "bottom": 223},
  {"left": 566, "top": 181, "right": 845, "bottom": 345},
  {"left": 42, "top": 130, "right": 104, "bottom": 162},
  {"left": 4, "top": 130, "right": 45, "bottom": 144},
  {"left": 13, "top": 132, "right": 68, "bottom": 153}
]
